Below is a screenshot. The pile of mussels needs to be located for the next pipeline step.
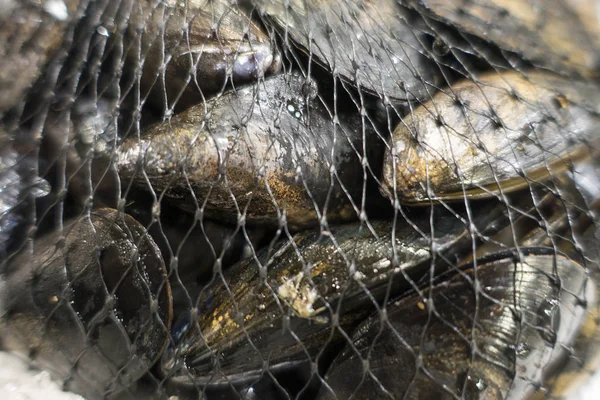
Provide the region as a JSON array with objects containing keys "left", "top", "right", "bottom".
[{"left": 1, "top": 0, "right": 600, "bottom": 399}]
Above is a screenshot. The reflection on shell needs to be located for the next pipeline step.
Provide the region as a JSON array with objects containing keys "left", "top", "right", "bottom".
[
  {"left": 254, "top": 0, "right": 442, "bottom": 102},
  {"left": 128, "top": 0, "right": 281, "bottom": 112},
  {"left": 118, "top": 72, "right": 381, "bottom": 230},
  {"left": 383, "top": 71, "right": 600, "bottom": 204},
  {"left": 0, "top": 209, "right": 172, "bottom": 400},
  {"left": 401, "top": 0, "right": 600, "bottom": 79},
  {"left": 320, "top": 249, "right": 594, "bottom": 400},
  {"left": 160, "top": 198, "right": 530, "bottom": 385}
]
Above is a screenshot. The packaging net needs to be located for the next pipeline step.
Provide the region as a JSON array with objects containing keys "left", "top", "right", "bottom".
[{"left": 0, "top": 0, "right": 599, "bottom": 399}]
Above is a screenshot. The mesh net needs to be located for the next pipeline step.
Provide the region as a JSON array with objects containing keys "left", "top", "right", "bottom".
[{"left": 1, "top": 0, "right": 600, "bottom": 399}]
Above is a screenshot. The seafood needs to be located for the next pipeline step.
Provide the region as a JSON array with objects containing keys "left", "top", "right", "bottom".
[
  {"left": 253, "top": 0, "right": 442, "bottom": 103},
  {"left": 0, "top": 0, "right": 82, "bottom": 111},
  {"left": 463, "top": 150, "right": 600, "bottom": 262},
  {"left": 319, "top": 249, "right": 595, "bottom": 399},
  {"left": 160, "top": 199, "right": 527, "bottom": 386},
  {"left": 382, "top": 71, "right": 600, "bottom": 204},
  {"left": 567, "top": 0, "right": 600, "bottom": 49},
  {"left": 128, "top": 0, "right": 282, "bottom": 112},
  {"left": 117, "top": 72, "right": 382, "bottom": 230},
  {"left": 400, "top": 0, "right": 600, "bottom": 79},
  {"left": 1, "top": 0, "right": 600, "bottom": 398},
  {"left": 62, "top": 96, "right": 121, "bottom": 212},
  {"left": 0, "top": 208, "right": 172, "bottom": 399},
  {"left": 125, "top": 198, "right": 266, "bottom": 316},
  {"left": 0, "top": 129, "right": 52, "bottom": 254},
  {"left": 538, "top": 222, "right": 600, "bottom": 399}
]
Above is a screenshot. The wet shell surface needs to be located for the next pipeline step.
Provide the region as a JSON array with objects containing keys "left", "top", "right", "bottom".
[
  {"left": 0, "top": 208, "right": 172, "bottom": 400},
  {"left": 401, "top": 0, "right": 600, "bottom": 79},
  {"left": 117, "top": 71, "right": 381, "bottom": 230},
  {"left": 128, "top": 0, "right": 281, "bottom": 112},
  {"left": 320, "top": 249, "right": 595, "bottom": 399},
  {"left": 382, "top": 70, "right": 600, "bottom": 204},
  {"left": 2, "top": 0, "right": 600, "bottom": 398},
  {"left": 254, "top": 0, "right": 442, "bottom": 102},
  {"left": 160, "top": 199, "right": 527, "bottom": 385}
]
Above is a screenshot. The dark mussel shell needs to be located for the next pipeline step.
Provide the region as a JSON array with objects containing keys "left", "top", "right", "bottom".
[
  {"left": 449, "top": 157, "right": 600, "bottom": 399},
  {"left": 0, "top": 0, "right": 82, "bottom": 111},
  {"left": 127, "top": 0, "right": 281, "bottom": 112},
  {"left": 319, "top": 248, "right": 595, "bottom": 400},
  {"left": 537, "top": 223, "right": 600, "bottom": 399},
  {"left": 0, "top": 208, "right": 172, "bottom": 399},
  {"left": 160, "top": 198, "right": 531, "bottom": 386},
  {"left": 532, "top": 158, "right": 600, "bottom": 397},
  {"left": 466, "top": 147, "right": 600, "bottom": 263},
  {"left": 400, "top": 0, "right": 600, "bottom": 79},
  {"left": 117, "top": 71, "right": 382, "bottom": 230},
  {"left": 253, "top": 0, "right": 442, "bottom": 103},
  {"left": 125, "top": 197, "right": 266, "bottom": 317},
  {"left": 382, "top": 70, "right": 600, "bottom": 204}
]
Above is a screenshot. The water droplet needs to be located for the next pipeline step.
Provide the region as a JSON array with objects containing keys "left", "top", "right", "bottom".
[
  {"left": 515, "top": 342, "right": 531, "bottom": 358},
  {"left": 432, "top": 38, "right": 450, "bottom": 57},
  {"left": 463, "top": 373, "right": 489, "bottom": 400},
  {"left": 30, "top": 177, "right": 51, "bottom": 198},
  {"left": 536, "top": 297, "right": 560, "bottom": 344},
  {"left": 97, "top": 26, "right": 109, "bottom": 37},
  {"left": 44, "top": 0, "right": 68, "bottom": 21}
]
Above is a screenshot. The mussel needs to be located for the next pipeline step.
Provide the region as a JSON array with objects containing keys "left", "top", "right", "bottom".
[
  {"left": 117, "top": 71, "right": 382, "bottom": 230},
  {"left": 0, "top": 0, "right": 82, "bottom": 111},
  {"left": 538, "top": 222, "right": 600, "bottom": 400},
  {"left": 319, "top": 248, "right": 595, "bottom": 399},
  {"left": 0, "top": 208, "right": 172, "bottom": 400},
  {"left": 0, "top": 128, "right": 53, "bottom": 254},
  {"left": 125, "top": 198, "right": 266, "bottom": 316},
  {"left": 128, "top": 0, "right": 282, "bottom": 112},
  {"left": 253, "top": 0, "right": 442, "bottom": 103},
  {"left": 400, "top": 0, "right": 600, "bottom": 79},
  {"left": 382, "top": 70, "right": 600, "bottom": 204},
  {"left": 160, "top": 198, "right": 531, "bottom": 386},
  {"left": 0, "top": 141, "right": 22, "bottom": 252},
  {"left": 58, "top": 95, "right": 121, "bottom": 213}
]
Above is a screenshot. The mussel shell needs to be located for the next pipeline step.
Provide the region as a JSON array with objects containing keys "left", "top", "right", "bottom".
[
  {"left": 0, "top": 208, "right": 172, "bottom": 399},
  {"left": 160, "top": 198, "right": 529, "bottom": 386},
  {"left": 0, "top": 127, "right": 54, "bottom": 255},
  {"left": 55, "top": 96, "right": 122, "bottom": 213},
  {"left": 254, "top": 0, "right": 441, "bottom": 103},
  {"left": 534, "top": 157, "right": 600, "bottom": 397},
  {"left": 0, "top": 0, "right": 82, "bottom": 111},
  {"left": 536, "top": 223, "right": 600, "bottom": 399},
  {"left": 125, "top": 198, "right": 266, "bottom": 317},
  {"left": 466, "top": 148, "right": 600, "bottom": 265},
  {"left": 117, "top": 71, "right": 381, "bottom": 230},
  {"left": 400, "top": 0, "right": 600, "bottom": 79},
  {"left": 0, "top": 134, "right": 26, "bottom": 253},
  {"left": 382, "top": 71, "right": 600, "bottom": 204},
  {"left": 320, "top": 248, "right": 595, "bottom": 399},
  {"left": 567, "top": 0, "right": 600, "bottom": 49},
  {"left": 128, "top": 0, "right": 281, "bottom": 112}
]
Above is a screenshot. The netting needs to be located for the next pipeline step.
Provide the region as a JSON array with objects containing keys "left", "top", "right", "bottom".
[{"left": 0, "top": 0, "right": 599, "bottom": 399}]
